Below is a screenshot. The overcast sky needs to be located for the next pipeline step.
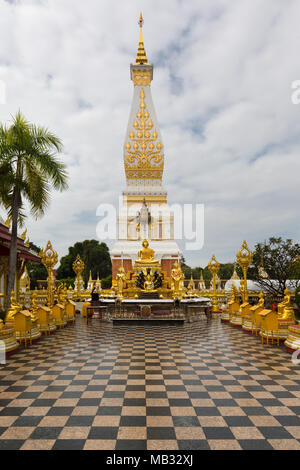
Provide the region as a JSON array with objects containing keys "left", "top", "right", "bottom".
[{"left": 0, "top": 0, "right": 299, "bottom": 268}]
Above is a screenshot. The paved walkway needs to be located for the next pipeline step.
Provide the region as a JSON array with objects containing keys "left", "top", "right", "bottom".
[{"left": 0, "top": 318, "right": 300, "bottom": 450}]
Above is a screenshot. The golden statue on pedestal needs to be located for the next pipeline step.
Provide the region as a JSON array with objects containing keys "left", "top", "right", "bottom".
[
  {"left": 144, "top": 271, "right": 155, "bottom": 291},
  {"left": 6, "top": 291, "right": 22, "bottom": 323},
  {"left": 171, "top": 261, "right": 185, "bottom": 296},
  {"left": 278, "top": 288, "right": 295, "bottom": 322},
  {"left": 116, "top": 266, "right": 127, "bottom": 298},
  {"left": 136, "top": 240, "right": 159, "bottom": 264}
]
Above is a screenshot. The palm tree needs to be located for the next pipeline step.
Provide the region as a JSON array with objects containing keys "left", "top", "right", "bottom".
[{"left": 0, "top": 111, "right": 68, "bottom": 308}]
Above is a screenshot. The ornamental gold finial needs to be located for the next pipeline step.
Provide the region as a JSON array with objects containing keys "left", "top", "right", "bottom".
[
  {"left": 136, "top": 12, "right": 148, "bottom": 65},
  {"left": 5, "top": 216, "right": 11, "bottom": 229}
]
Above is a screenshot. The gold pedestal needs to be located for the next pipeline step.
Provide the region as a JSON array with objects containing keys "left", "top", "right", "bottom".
[
  {"left": 0, "top": 325, "right": 19, "bottom": 355},
  {"left": 285, "top": 325, "right": 300, "bottom": 352}
]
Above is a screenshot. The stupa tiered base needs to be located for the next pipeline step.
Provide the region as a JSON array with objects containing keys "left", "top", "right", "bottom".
[
  {"left": 285, "top": 325, "right": 300, "bottom": 353},
  {"left": 221, "top": 308, "right": 230, "bottom": 322},
  {"left": 230, "top": 311, "right": 243, "bottom": 328},
  {"left": 0, "top": 325, "right": 19, "bottom": 355},
  {"left": 260, "top": 319, "right": 294, "bottom": 344},
  {"left": 242, "top": 315, "right": 254, "bottom": 334}
]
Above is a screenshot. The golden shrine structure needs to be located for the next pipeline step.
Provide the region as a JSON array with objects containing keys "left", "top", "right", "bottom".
[{"left": 97, "top": 239, "right": 211, "bottom": 324}]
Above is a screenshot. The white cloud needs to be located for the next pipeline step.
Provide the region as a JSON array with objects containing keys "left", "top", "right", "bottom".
[{"left": 0, "top": 0, "right": 299, "bottom": 269}]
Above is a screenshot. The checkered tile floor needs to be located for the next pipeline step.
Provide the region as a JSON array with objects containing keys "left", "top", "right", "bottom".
[{"left": 0, "top": 317, "right": 300, "bottom": 450}]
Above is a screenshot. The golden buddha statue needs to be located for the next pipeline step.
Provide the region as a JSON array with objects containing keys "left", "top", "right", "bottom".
[
  {"left": 0, "top": 319, "right": 3, "bottom": 331},
  {"left": 6, "top": 291, "right": 22, "bottom": 322},
  {"left": 171, "top": 261, "right": 185, "bottom": 293},
  {"left": 144, "top": 271, "right": 155, "bottom": 291},
  {"left": 30, "top": 291, "right": 39, "bottom": 324},
  {"left": 278, "top": 288, "right": 295, "bottom": 322},
  {"left": 258, "top": 292, "right": 265, "bottom": 308},
  {"left": 136, "top": 240, "right": 159, "bottom": 264},
  {"left": 116, "top": 266, "right": 126, "bottom": 297}
]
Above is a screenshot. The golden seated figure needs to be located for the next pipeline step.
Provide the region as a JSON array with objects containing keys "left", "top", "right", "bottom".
[
  {"left": 278, "top": 288, "right": 295, "bottom": 322},
  {"left": 144, "top": 272, "right": 155, "bottom": 291},
  {"left": 5, "top": 291, "right": 22, "bottom": 323},
  {"left": 136, "top": 240, "right": 159, "bottom": 265}
]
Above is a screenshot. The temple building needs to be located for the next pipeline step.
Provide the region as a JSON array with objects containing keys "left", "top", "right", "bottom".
[
  {"left": 111, "top": 14, "right": 181, "bottom": 280},
  {"left": 0, "top": 216, "right": 40, "bottom": 308}
]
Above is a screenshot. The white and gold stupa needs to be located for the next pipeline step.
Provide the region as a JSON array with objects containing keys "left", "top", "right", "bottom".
[{"left": 111, "top": 14, "right": 181, "bottom": 279}]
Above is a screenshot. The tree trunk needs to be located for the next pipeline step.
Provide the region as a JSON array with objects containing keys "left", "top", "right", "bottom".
[{"left": 6, "top": 190, "right": 19, "bottom": 310}]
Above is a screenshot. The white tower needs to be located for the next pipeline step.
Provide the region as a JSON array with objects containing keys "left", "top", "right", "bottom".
[{"left": 111, "top": 14, "right": 181, "bottom": 279}]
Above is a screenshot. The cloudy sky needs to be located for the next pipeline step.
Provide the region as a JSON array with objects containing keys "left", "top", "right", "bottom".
[{"left": 0, "top": 0, "right": 299, "bottom": 268}]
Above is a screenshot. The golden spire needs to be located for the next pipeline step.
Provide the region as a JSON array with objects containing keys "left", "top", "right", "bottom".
[{"left": 135, "top": 13, "right": 148, "bottom": 65}]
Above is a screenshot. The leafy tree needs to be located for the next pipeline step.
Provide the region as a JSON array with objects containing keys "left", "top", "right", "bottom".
[
  {"left": 0, "top": 112, "right": 68, "bottom": 307},
  {"left": 57, "top": 240, "right": 112, "bottom": 285},
  {"left": 102, "top": 274, "right": 112, "bottom": 290},
  {"left": 26, "top": 242, "right": 47, "bottom": 289},
  {"left": 248, "top": 237, "right": 300, "bottom": 296}
]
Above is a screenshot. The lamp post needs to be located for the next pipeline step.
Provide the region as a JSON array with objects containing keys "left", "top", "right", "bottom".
[
  {"left": 39, "top": 241, "right": 58, "bottom": 308},
  {"left": 208, "top": 254, "right": 220, "bottom": 313},
  {"left": 236, "top": 241, "right": 253, "bottom": 304}
]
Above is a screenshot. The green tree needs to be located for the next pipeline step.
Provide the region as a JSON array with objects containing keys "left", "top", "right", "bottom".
[
  {"left": 248, "top": 237, "right": 300, "bottom": 296},
  {"left": 57, "top": 240, "right": 112, "bottom": 285},
  {"left": 26, "top": 242, "right": 47, "bottom": 290},
  {"left": 0, "top": 112, "right": 68, "bottom": 307}
]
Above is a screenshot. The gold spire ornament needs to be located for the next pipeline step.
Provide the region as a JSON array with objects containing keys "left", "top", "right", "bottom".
[
  {"left": 136, "top": 13, "right": 148, "bottom": 65},
  {"left": 5, "top": 217, "right": 11, "bottom": 229},
  {"left": 236, "top": 241, "right": 253, "bottom": 303},
  {"left": 21, "top": 229, "right": 27, "bottom": 241},
  {"left": 125, "top": 88, "right": 164, "bottom": 180},
  {"left": 208, "top": 255, "right": 221, "bottom": 313},
  {"left": 73, "top": 255, "right": 85, "bottom": 297},
  {"left": 39, "top": 241, "right": 58, "bottom": 308}
]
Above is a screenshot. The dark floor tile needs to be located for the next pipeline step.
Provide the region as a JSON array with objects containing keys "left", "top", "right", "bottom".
[
  {"left": 61, "top": 392, "right": 83, "bottom": 399},
  {"left": 0, "top": 440, "right": 24, "bottom": 450},
  {"left": 120, "top": 416, "right": 146, "bottom": 427},
  {"left": 77, "top": 399, "right": 101, "bottom": 406},
  {"left": 203, "top": 427, "right": 235, "bottom": 440},
  {"left": 146, "top": 407, "right": 171, "bottom": 416},
  {"left": 276, "top": 416, "right": 300, "bottom": 426},
  {"left": 13, "top": 416, "right": 43, "bottom": 427},
  {"left": 88, "top": 427, "right": 118, "bottom": 439},
  {"left": 123, "top": 398, "right": 146, "bottom": 407},
  {"left": 115, "top": 440, "right": 147, "bottom": 450},
  {"left": 30, "top": 427, "right": 62, "bottom": 439},
  {"left": 147, "top": 427, "right": 176, "bottom": 440},
  {"left": 52, "top": 440, "right": 85, "bottom": 450},
  {"left": 258, "top": 427, "right": 294, "bottom": 439},
  {"left": 224, "top": 416, "right": 253, "bottom": 427},
  {"left": 238, "top": 440, "right": 273, "bottom": 450},
  {"left": 242, "top": 407, "right": 270, "bottom": 416},
  {"left": 47, "top": 407, "right": 74, "bottom": 416},
  {"left": 66, "top": 416, "right": 94, "bottom": 427},
  {"left": 168, "top": 399, "right": 192, "bottom": 407},
  {"left": 97, "top": 407, "right": 122, "bottom": 416},
  {"left": 0, "top": 408, "right": 26, "bottom": 416},
  {"left": 146, "top": 392, "right": 167, "bottom": 399},
  {"left": 172, "top": 416, "right": 200, "bottom": 427},
  {"left": 31, "top": 399, "right": 57, "bottom": 407},
  {"left": 178, "top": 440, "right": 210, "bottom": 450},
  {"left": 194, "top": 407, "right": 221, "bottom": 417}
]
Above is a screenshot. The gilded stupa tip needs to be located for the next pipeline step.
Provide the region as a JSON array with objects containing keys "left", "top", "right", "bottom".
[{"left": 136, "top": 12, "right": 148, "bottom": 65}]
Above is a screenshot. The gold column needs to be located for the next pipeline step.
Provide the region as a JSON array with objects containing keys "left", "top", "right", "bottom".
[
  {"left": 39, "top": 241, "right": 58, "bottom": 308},
  {"left": 208, "top": 254, "right": 220, "bottom": 313},
  {"left": 236, "top": 241, "right": 253, "bottom": 303}
]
